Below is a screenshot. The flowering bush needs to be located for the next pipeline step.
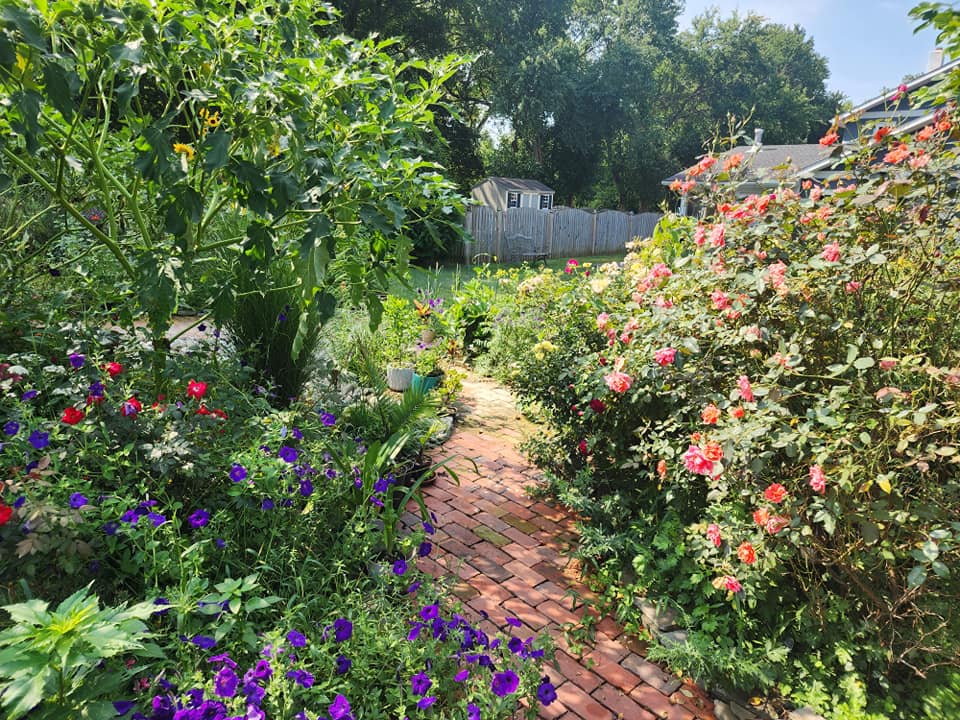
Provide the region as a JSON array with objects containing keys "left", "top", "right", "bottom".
[
  {"left": 488, "top": 109, "right": 960, "bottom": 714},
  {"left": 0, "top": 339, "right": 552, "bottom": 718}
]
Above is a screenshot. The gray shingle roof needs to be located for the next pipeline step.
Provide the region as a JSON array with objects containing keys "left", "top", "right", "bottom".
[{"left": 662, "top": 144, "right": 834, "bottom": 185}]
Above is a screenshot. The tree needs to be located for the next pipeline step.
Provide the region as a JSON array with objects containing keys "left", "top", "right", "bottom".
[{"left": 0, "top": 0, "right": 463, "bottom": 386}]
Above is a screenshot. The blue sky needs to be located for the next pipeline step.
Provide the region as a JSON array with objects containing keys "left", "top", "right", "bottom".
[{"left": 679, "top": 1, "right": 944, "bottom": 104}]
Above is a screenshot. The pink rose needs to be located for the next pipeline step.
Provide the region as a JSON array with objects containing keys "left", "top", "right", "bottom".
[
  {"left": 683, "top": 445, "right": 714, "bottom": 476},
  {"left": 706, "top": 523, "right": 722, "bottom": 547},
  {"left": 654, "top": 347, "right": 676, "bottom": 366},
  {"left": 723, "top": 575, "right": 743, "bottom": 593},
  {"left": 709, "top": 223, "right": 725, "bottom": 248},
  {"left": 604, "top": 371, "right": 632, "bottom": 394},
  {"left": 765, "top": 515, "right": 790, "bottom": 535},
  {"left": 738, "top": 375, "right": 755, "bottom": 402},
  {"left": 809, "top": 464, "right": 826, "bottom": 494},
  {"left": 596, "top": 312, "right": 610, "bottom": 330},
  {"left": 845, "top": 281, "right": 862, "bottom": 294},
  {"left": 711, "top": 290, "right": 730, "bottom": 310},
  {"left": 821, "top": 242, "right": 841, "bottom": 263}
]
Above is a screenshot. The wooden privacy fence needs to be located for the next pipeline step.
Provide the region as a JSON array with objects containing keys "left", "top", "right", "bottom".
[{"left": 462, "top": 207, "right": 661, "bottom": 264}]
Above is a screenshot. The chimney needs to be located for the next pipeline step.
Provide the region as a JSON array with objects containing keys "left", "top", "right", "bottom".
[
  {"left": 753, "top": 128, "right": 764, "bottom": 146},
  {"left": 927, "top": 48, "right": 945, "bottom": 72}
]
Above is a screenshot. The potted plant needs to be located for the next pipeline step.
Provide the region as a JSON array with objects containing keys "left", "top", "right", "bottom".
[
  {"left": 381, "top": 297, "right": 419, "bottom": 391},
  {"left": 410, "top": 340, "right": 445, "bottom": 393}
]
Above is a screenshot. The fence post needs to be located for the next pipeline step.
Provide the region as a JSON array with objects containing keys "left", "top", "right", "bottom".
[
  {"left": 591, "top": 211, "right": 598, "bottom": 255},
  {"left": 546, "top": 210, "right": 554, "bottom": 257},
  {"left": 494, "top": 210, "right": 503, "bottom": 263}
]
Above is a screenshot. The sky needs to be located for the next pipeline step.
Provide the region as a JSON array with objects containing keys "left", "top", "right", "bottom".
[{"left": 679, "top": 0, "right": 945, "bottom": 104}]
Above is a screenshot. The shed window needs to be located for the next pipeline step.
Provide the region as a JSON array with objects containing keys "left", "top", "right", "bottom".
[
  {"left": 506, "top": 191, "right": 520, "bottom": 208},
  {"left": 539, "top": 194, "right": 552, "bottom": 210}
]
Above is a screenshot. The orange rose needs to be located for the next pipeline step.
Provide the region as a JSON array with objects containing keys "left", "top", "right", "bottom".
[
  {"left": 737, "top": 542, "right": 756, "bottom": 565},
  {"left": 704, "top": 442, "right": 723, "bottom": 462},
  {"left": 701, "top": 404, "right": 721, "bottom": 425}
]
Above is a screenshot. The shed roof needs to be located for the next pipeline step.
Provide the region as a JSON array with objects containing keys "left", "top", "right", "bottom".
[{"left": 473, "top": 177, "right": 555, "bottom": 194}]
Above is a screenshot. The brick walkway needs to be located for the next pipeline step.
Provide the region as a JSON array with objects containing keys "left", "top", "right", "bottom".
[{"left": 418, "top": 372, "right": 717, "bottom": 720}]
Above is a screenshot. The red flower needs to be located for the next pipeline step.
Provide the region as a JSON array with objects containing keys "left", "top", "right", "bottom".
[
  {"left": 730, "top": 406, "right": 745, "bottom": 419},
  {"left": 764, "top": 483, "right": 787, "bottom": 504},
  {"left": 212, "top": 408, "right": 228, "bottom": 420},
  {"left": 186, "top": 379, "right": 207, "bottom": 400},
  {"left": 104, "top": 362, "right": 123, "bottom": 377},
  {"left": 196, "top": 405, "right": 212, "bottom": 416},
  {"left": 589, "top": 399, "right": 606, "bottom": 414},
  {"left": 61, "top": 407, "right": 84, "bottom": 425},
  {"left": 120, "top": 396, "right": 142, "bottom": 417},
  {"left": 701, "top": 404, "right": 721, "bottom": 425},
  {"left": 0, "top": 503, "right": 12, "bottom": 525},
  {"left": 656, "top": 459, "right": 667, "bottom": 478},
  {"left": 872, "top": 126, "right": 891, "bottom": 143},
  {"left": 737, "top": 542, "right": 756, "bottom": 565},
  {"left": 577, "top": 439, "right": 588, "bottom": 456},
  {"left": 818, "top": 131, "right": 839, "bottom": 147}
]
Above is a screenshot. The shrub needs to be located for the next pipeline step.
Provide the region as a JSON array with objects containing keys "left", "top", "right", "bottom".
[{"left": 488, "top": 109, "right": 960, "bottom": 714}]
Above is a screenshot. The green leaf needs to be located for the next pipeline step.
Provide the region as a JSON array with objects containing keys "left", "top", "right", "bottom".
[
  {"left": 853, "top": 356, "right": 875, "bottom": 369},
  {"left": 201, "top": 130, "right": 232, "bottom": 172},
  {"left": 907, "top": 565, "right": 927, "bottom": 588},
  {"left": 921, "top": 540, "right": 940, "bottom": 561},
  {"left": 2, "top": 665, "right": 52, "bottom": 720},
  {"left": 42, "top": 61, "right": 79, "bottom": 120},
  {"left": 0, "top": 5, "right": 46, "bottom": 51},
  {"left": 931, "top": 560, "right": 950, "bottom": 578}
]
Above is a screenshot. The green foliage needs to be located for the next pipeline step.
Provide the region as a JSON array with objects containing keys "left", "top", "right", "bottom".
[
  {"left": 0, "top": 0, "right": 464, "bottom": 385},
  {"left": 487, "top": 104, "right": 960, "bottom": 715},
  {"left": 0, "top": 586, "right": 162, "bottom": 719}
]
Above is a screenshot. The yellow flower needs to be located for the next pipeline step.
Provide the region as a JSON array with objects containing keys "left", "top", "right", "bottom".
[{"left": 173, "top": 143, "right": 195, "bottom": 160}]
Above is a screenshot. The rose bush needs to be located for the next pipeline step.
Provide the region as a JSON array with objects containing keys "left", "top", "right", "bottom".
[{"left": 486, "top": 107, "right": 960, "bottom": 715}]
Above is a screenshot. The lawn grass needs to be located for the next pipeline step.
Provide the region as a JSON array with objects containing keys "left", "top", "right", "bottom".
[{"left": 394, "top": 253, "right": 627, "bottom": 300}]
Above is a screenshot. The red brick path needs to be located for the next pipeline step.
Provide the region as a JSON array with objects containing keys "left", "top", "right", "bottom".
[{"left": 419, "top": 373, "right": 717, "bottom": 720}]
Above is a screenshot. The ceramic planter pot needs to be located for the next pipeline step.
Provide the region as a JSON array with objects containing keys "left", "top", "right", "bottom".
[
  {"left": 420, "top": 328, "right": 437, "bottom": 343},
  {"left": 410, "top": 371, "right": 442, "bottom": 393},
  {"left": 386, "top": 366, "right": 413, "bottom": 391}
]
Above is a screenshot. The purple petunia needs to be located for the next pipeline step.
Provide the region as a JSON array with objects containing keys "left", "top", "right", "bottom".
[
  {"left": 319, "top": 411, "right": 336, "bottom": 427},
  {"left": 411, "top": 671, "right": 432, "bottom": 696},
  {"left": 28, "top": 430, "right": 49, "bottom": 450},
  {"left": 422, "top": 521, "right": 435, "bottom": 535},
  {"left": 188, "top": 508, "right": 210, "bottom": 528},
  {"left": 333, "top": 617, "right": 352, "bottom": 643},
  {"left": 417, "top": 696, "right": 437, "bottom": 709},
  {"left": 214, "top": 666, "right": 238, "bottom": 698},
  {"left": 291, "top": 427, "right": 303, "bottom": 440},
  {"left": 21, "top": 390, "right": 38, "bottom": 402},
  {"left": 103, "top": 521, "right": 120, "bottom": 535},
  {"left": 407, "top": 581, "right": 421, "bottom": 594},
  {"left": 454, "top": 669, "right": 470, "bottom": 682},
  {"left": 229, "top": 464, "right": 248, "bottom": 482},
  {"left": 335, "top": 654, "right": 352, "bottom": 675},
  {"left": 505, "top": 616, "right": 522, "bottom": 628},
  {"left": 393, "top": 558, "right": 407, "bottom": 576},
  {"left": 190, "top": 634, "right": 217, "bottom": 650},
  {"left": 418, "top": 541, "right": 432, "bottom": 557},
  {"left": 69, "top": 353, "right": 85, "bottom": 369},
  {"left": 69, "top": 493, "right": 89, "bottom": 509},
  {"left": 537, "top": 676, "right": 557, "bottom": 705},
  {"left": 491, "top": 670, "right": 519, "bottom": 697},
  {"left": 278, "top": 445, "right": 298, "bottom": 463},
  {"left": 286, "top": 630, "right": 307, "bottom": 647},
  {"left": 88, "top": 381, "right": 104, "bottom": 398},
  {"left": 328, "top": 694, "right": 351, "bottom": 720},
  {"left": 285, "top": 669, "right": 314, "bottom": 688},
  {"left": 3, "top": 420, "right": 18, "bottom": 436},
  {"left": 148, "top": 512, "right": 167, "bottom": 527},
  {"left": 261, "top": 498, "right": 275, "bottom": 510},
  {"left": 112, "top": 700, "right": 135, "bottom": 716},
  {"left": 299, "top": 479, "right": 313, "bottom": 497},
  {"left": 420, "top": 604, "right": 439, "bottom": 621},
  {"left": 467, "top": 702, "right": 481, "bottom": 720}
]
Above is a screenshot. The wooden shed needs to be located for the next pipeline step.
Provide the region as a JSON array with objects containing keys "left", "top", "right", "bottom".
[{"left": 470, "top": 177, "right": 555, "bottom": 212}]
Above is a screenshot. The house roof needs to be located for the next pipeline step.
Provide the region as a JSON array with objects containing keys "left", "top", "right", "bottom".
[
  {"left": 473, "top": 177, "right": 555, "bottom": 194},
  {"left": 838, "top": 56, "right": 960, "bottom": 121},
  {"left": 662, "top": 144, "right": 833, "bottom": 186}
]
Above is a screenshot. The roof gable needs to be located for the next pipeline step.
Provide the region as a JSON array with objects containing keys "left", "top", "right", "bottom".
[{"left": 473, "top": 177, "right": 555, "bottom": 194}]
